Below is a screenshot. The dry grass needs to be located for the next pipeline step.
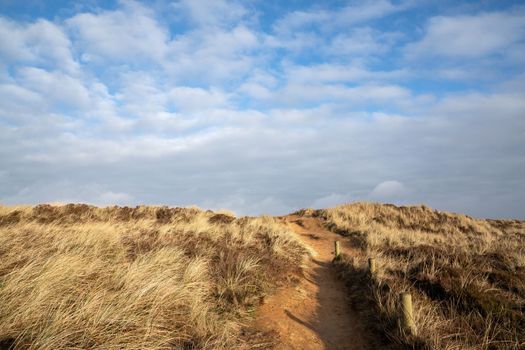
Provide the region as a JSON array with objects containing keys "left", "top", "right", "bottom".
[
  {"left": 0, "top": 204, "right": 309, "bottom": 350},
  {"left": 299, "top": 202, "right": 525, "bottom": 350}
]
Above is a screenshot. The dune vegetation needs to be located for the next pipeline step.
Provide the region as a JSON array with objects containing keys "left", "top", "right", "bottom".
[
  {"left": 0, "top": 204, "right": 309, "bottom": 350},
  {"left": 1, "top": 202, "right": 524, "bottom": 350},
  {"left": 298, "top": 203, "right": 525, "bottom": 350}
]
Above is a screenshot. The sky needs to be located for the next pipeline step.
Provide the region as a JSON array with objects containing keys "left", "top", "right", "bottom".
[{"left": 0, "top": 0, "right": 524, "bottom": 218}]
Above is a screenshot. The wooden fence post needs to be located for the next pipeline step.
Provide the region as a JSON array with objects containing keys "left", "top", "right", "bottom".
[
  {"left": 334, "top": 241, "right": 341, "bottom": 260},
  {"left": 400, "top": 292, "right": 417, "bottom": 335},
  {"left": 368, "top": 257, "right": 376, "bottom": 276}
]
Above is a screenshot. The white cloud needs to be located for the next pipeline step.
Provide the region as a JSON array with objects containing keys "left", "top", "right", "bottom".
[
  {"left": 274, "top": 0, "right": 406, "bottom": 33},
  {"left": 270, "top": 1, "right": 409, "bottom": 55},
  {"left": 239, "top": 82, "right": 273, "bottom": 100},
  {"left": 164, "top": 25, "right": 263, "bottom": 83},
  {"left": 171, "top": 0, "right": 247, "bottom": 27},
  {"left": 370, "top": 180, "right": 406, "bottom": 199},
  {"left": 16, "top": 67, "right": 91, "bottom": 110},
  {"left": 335, "top": 0, "right": 407, "bottom": 26},
  {"left": 201, "top": 194, "right": 291, "bottom": 216},
  {"left": 0, "top": 170, "right": 8, "bottom": 190},
  {"left": 0, "top": 83, "right": 46, "bottom": 119},
  {"left": 116, "top": 71, "right": 168, "bottom": 117},
  {"left": 168, "top": 87, "right": 230, "bottom": 112},
  {"left": 275, "top": 82, "right": 412, "bottom": 107},
  {"left": 97, "top": 191, "right": 134, "bottom": 205},
  {"left": 0, "top": 1, "right": 524, "bottom": 219},
  {"left": 406, "top": 12, "right": 525, "bottom": 58},
  {"left": 328, "top": 27, "right": 396, "bottom": 57},
  {"left": 0, "top": 17, "right": 78, "bottom": 73},
  {"left": 66, "top": 0, "right": 168, "bottom": 62},
  {"left": 433, "top": 92, "right": 525, "bottom": 118},
  {"left": 311, "top": 193, "right": 352, "bottom": 209},
  {"left": 2, "top": 181, "right": 134, "bottom": 206},
  {"left": 284, "top": 63, "right": 408, "bottom": 85},
  {"left": 3, "top": 87, "right": 525, "bottom": 217}
]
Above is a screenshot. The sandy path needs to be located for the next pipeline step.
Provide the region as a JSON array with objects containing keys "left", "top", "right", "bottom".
[{"left": 255, "top": 215, "right": 370, "bottom": 350}]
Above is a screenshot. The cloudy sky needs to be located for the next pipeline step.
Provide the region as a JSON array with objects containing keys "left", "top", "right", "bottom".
[{"left": 0, "top": 0, "right": 524, "bottom": 218}]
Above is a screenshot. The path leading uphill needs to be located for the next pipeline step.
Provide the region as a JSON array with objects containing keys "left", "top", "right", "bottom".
[{"left": 255, "top": 216, "right": 370, "bottom": 350}]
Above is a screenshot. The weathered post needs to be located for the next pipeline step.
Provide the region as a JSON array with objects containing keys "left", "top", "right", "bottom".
[
  {"left": 368, "top": 257, "right": 376, "bottom": 276},
  {"left": 400, "top": 292, "right": 417, "bottom": 335},
  {"left": 334, "top": 241, "right": 341, "bottom": 261}
]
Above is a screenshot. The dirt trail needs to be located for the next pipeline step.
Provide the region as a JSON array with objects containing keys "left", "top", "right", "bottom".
[{"left": 255, "top": 215, "right": 370, "bottom": 350}]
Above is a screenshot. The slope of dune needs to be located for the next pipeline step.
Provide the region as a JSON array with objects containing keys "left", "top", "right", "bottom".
[
  {"left": 0, "top": 204, "right": 308, "bottom": 349},
  {"left": 298, "top": 203, "right": 525, "bottom": 349},
  {"left": 0, "top": 203, "right": 523, "bottom": 349}
]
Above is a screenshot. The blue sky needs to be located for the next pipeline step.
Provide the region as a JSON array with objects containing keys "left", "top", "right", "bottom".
[{"left": 1, "top": 0, "right": 524, "bottom": 218}]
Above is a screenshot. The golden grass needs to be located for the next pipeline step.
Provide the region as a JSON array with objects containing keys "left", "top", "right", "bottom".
[
  {"left": 300, "top": 202, "right": 525, "bottom": 350},
  {"left": 0, "top": 204, "right": 309, "bottom": 349}
]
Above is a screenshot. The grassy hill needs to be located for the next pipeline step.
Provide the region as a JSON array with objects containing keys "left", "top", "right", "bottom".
[
  {"left": 298, "top": 203, "right": 525, "bottom": 349},
  {"left": 0, "top": 204, "right": 308, "bottom": 349},
  {"left": 0, "top": 203, "right": 523, "bottom": 349}
]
